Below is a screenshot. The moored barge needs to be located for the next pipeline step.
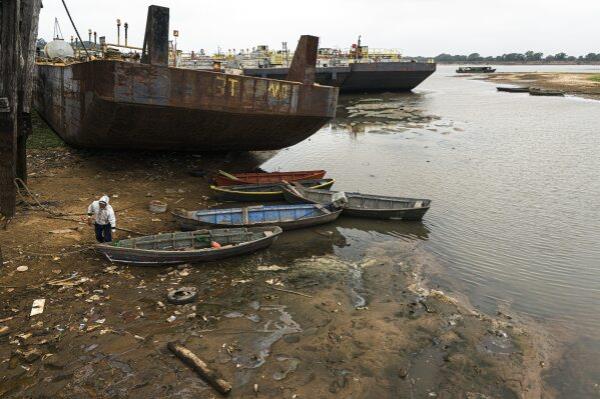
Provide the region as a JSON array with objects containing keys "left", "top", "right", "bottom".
[{"left": 244, "top": 62, "right": 436, "bottom": 93}]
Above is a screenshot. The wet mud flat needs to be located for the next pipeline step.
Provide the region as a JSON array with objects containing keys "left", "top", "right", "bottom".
[
  {"left": 477, "top": 72, "right": 600, "bottom": 100},
  {"left": 0, "top": 142, "right": 552, "bottom": 398}
]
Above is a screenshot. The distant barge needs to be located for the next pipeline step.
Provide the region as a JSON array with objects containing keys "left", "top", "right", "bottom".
[{"left": 243, "top": 62, "right": 436, "bottom": 93}]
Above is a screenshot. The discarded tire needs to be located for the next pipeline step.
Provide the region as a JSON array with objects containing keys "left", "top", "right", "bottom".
[
  {"left": 149, "top": 200, "right": 167, "bottom": 213},
  {"left": 167, "top": 287, "right": 198, "bottom": 305}
]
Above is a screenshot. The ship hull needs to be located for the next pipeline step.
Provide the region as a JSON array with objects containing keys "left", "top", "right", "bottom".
[
  {"left": 244, "top": 62, "right": 436, "bottom": 93},
  {"left": 34, "top": 60, "right": 338, "bottom": 151}
]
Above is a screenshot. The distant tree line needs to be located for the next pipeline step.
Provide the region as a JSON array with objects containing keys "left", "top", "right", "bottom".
[{"left": 431, "top": 51, "right": 600, "bottom": 63}]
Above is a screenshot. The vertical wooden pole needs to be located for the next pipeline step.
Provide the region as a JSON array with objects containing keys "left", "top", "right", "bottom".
[
  {"left": 16, "top": 0, "right": 42, "bottom": 184},
  {"left": 0, "top": 0, "right": 21, "bottom": 219},
  {"left": 141, "top": 5, "right": 169, "bottom": 66}
]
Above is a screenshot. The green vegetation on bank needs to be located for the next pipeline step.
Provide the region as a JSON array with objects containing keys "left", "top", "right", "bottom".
[
  {"left": 28, "top": 111, "right": 65, "bottom": 149},
  {"left": 589, "top": 75, "right": 600, "bottom": 83},
  {"left": 409, "top": 51, "right": 600, "bottom": 63}
]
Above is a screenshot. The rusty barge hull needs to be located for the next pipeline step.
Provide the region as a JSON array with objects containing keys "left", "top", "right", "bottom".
[
  {"left": 34, "top": 60, "right": 338, "bottom": 151},
  {"left": 244, "top": 62, "right": 436, "bottom": 93}
]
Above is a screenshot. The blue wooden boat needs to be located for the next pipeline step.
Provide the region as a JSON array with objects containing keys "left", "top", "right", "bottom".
[{"left": 172, "top": 204, "right": 342, "bottom": 231}]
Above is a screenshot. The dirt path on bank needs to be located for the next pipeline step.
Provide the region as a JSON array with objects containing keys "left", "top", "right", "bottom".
[{"left": 0, "top": 132, "right": 555, "bottom": 397}]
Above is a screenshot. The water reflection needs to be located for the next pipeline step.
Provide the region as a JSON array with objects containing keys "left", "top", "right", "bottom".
[{"left": 330, "top": 92, "right": 461, "bottom": 136}]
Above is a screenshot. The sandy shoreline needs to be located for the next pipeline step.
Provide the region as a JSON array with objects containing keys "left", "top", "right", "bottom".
[
  {"left": 480, "top": 72, "right": 600, "bottom": 100},
  {"left": 0, "top": 122, "right": 556, "bottom": 397}
]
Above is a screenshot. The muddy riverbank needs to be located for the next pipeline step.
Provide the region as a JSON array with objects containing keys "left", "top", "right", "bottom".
[
  {"left": 480, "top": 72, "right": 600, "bottom": 99},
  {"left": 0, "top": 122, "right": 553, "bottom": 397}
]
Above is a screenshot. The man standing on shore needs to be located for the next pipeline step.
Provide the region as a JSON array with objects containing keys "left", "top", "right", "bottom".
[{"left": 87, "top": 195, "right": 116, "bottom": 243}]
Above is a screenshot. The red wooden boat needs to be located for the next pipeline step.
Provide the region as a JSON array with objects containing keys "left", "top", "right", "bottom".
[{"left": 214, "top": 170, "right": 326, "bottom": 186}]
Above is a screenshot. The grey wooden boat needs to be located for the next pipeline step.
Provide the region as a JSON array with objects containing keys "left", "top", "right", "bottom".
[
  {"left": 172, "top": 204, "right": 342, "bottom": 231},
  {"left": 210, "top": 179, "right": 335, "bottom": 202},
  {"left": 497, "top": 86, "right": 529, "bottom": 93},
  {"left": 282, "top": 184, "right": 430, "bottom": 220},
  {"left": 95, "top": 227, "right": 282, "bottom": 265}
]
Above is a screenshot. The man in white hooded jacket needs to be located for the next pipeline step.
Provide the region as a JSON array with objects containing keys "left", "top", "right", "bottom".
[{"left": 87, "top": 195, "right": 116, "bottom": 243}]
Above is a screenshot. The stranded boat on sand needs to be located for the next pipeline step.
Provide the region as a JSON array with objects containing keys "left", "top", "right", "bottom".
[{"left": 34, "top": 6, "right": 338, "bottom": 152}]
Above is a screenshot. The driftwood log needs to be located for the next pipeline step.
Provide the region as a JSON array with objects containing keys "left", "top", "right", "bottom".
[{"left": 167, "top": 342, "right": 232, "bottom": 395}]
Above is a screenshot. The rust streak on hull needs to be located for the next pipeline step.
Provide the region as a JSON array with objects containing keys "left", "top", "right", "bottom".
[{"left": 34, "top": 60, "right": 338, "bottom": 151}]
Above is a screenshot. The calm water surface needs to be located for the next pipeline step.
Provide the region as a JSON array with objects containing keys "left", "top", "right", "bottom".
[{"left": 262, "top": 65, "right": 600, "bottom": 392}]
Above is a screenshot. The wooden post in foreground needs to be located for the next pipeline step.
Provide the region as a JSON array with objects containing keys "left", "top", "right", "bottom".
[{"left": 0, "top": 0, "right": 21, "bottom": 219}]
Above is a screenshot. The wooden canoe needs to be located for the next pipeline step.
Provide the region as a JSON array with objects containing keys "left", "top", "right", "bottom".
[
  {"left": 497, "top": 86, "right": 529, "bottom": 93},
  {"left": 172, "top": 204, "right": 342, "bottom": 231},
  {"left": 95, "top": 227, "right": 282, "bottom": 265},
  {"left": 282, "top": 184, "right": 430, "bottom": 220},
  {"left": 214, "top": 170, "right": 326, "bottom": 186},
  {"left": 210, "top": 179, "right": 335, "bottom": 202}
]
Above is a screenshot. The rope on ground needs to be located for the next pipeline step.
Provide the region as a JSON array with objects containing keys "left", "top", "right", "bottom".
[{"left": 14, "top": 178, "right": 65, "bottom": 216}]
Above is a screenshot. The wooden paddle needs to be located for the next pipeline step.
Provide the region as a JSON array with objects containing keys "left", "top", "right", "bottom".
[{"left": 218, "top": 170, "right": 241, "bottom": 181}]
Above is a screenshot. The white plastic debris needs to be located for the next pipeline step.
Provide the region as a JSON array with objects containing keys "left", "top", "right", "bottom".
[
  {"left": 30, "top": 299, "right": 45, "bottom": 316},
  {"left": 16, "top": 266, "right": 28, "bottom": 272},
  {"left": 257, "top": 265, "right": 288, "bottom": 271}
]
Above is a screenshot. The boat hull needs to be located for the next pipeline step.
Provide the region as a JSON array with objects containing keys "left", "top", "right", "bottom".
[
  {"left": 214, "top": 170, "right": 326, "bottom": 186},
  {"left": 35, "top": 60, "right": 338, "bottom": 151},
  {"left": 343, "top": 206, "right": 429, "bottom": 220},
  {"left": 95, "top": 227, "right": 281, "bottom": 265},
  {"left": 244, "top": 62, "right": 436, "bottom": 93},
  {"left": 282, "top": 187, "right": 430, "bottom": 220},
  {"left": 173, "top": 205, "right": 342, "bottom": 231},
  {"left": 211, "top": 179, "right": 335, "bottom": 202}
]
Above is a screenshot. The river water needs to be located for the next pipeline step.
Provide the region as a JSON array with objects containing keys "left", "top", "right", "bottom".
[{"left": 262, "top": 65, "right": 600, "bottom": 394}]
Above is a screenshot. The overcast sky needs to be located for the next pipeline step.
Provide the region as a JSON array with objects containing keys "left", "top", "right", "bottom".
[{"left": 38, "top": 0, "right": 600, "bottom": 56}]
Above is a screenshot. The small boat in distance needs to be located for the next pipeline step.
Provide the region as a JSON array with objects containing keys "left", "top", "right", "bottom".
[
  {"left": 214, "top": 169, "right": 326, "bottom": 186},
  {"left": 529, "top": 87, "right": 565, "bottom": 96},
  {"left": 456, "top": 66, "right": 496, "bottom": 74},
  {"left": 282, "top": 184, "right": 431, "bottom": 220},
  {"left": 211, "top": 179, "right": 335, "bottom": 202},
  {"left": 497, "top": 86, "right": 530, "bottom": 93},
  {"left": 95, "top": 227, "right": 282, "bottom": 265},
  {"left": 172, "top": 204, "right": 342, "bottom": 231}
]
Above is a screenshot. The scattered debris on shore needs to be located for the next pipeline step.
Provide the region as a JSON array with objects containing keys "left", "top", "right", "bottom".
[{"left": 0, "top": 131, "right": 551, "bottom": 397}]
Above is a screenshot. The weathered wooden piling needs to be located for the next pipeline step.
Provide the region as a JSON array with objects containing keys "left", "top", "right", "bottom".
[
  {"left": 17, "top": 0, "right": 42, "bottom": 184},
  {"left": 0, "top": 0, "right": 41, "bottom": 219},
  {"left": 141, "top": 5, "right": 169, "bottom": 66},
  {"left": 0, "top": 0, "right": 21, "bottom": 219}
]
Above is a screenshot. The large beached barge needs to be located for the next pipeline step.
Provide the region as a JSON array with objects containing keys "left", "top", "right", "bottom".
[{"left": 34, "top": 7, "right": 338, "bottom": 152}]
